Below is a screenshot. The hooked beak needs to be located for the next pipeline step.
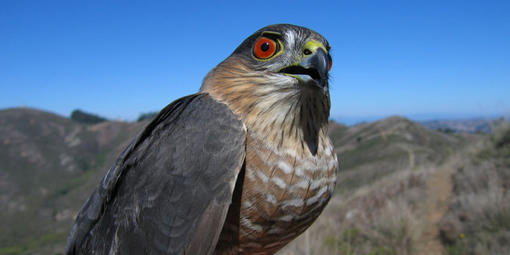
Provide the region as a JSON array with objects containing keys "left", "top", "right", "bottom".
[{"left": 279, "top": 47, "right": 330, "bottom": 88}]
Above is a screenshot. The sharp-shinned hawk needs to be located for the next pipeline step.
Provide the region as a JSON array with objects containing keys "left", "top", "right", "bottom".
[{"left": 66, "top": 24, "right": 338, "bottom": 255}]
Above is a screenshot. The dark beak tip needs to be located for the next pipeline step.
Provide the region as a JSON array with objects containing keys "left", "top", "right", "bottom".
[
  {"left": 300, "top": 48, "right": 329, "bottom": 80},
  {"left": 279, "top": 48, "right": 330, "bottom": 89}
]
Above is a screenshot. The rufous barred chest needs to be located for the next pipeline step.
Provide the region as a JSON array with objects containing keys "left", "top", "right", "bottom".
[{"left": 237, "top": 131, "right": 337, "bottom": 254}]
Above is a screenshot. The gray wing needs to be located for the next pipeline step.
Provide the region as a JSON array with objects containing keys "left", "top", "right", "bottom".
[{"left": 66, "top": 93, "right": 246, "bottom": 255}]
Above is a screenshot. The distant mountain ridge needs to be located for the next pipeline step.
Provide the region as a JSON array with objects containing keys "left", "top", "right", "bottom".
[{"left": 419, "top": 118, "right": 498, "bottom": 133}]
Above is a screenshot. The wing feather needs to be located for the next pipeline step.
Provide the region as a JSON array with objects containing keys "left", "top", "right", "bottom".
[{"left": 66, "top": 93, "right": 246, "bottom": 255}]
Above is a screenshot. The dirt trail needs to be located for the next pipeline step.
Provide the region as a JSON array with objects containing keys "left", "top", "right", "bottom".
[{"left": 415, "top": 157, "right": 458, "bottom": 255}]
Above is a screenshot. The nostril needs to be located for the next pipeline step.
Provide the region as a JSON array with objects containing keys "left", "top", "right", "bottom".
[{"left": 303, "top": 49, "right": 312, "bottom": 55}]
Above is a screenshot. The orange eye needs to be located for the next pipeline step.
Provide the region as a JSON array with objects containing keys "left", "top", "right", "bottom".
[
  {"left": 253, "top": 37, "right": 278, "bottom": 59},
  {"left": 328, "top": 55, "right": 333, "bottom": 72}
]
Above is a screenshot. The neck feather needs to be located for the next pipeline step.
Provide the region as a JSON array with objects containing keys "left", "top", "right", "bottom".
[{"left": 201, "top": 57, "right": 331, "bottom": 156}]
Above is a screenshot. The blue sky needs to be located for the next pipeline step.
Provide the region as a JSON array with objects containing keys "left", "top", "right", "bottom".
[{"left": 1, "top": 1, "right": 509, "bottom": 124}]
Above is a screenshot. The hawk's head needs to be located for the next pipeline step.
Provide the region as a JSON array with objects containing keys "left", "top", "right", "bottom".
[{"left": 202, "top": 24, "right": 332, "bottom": 155}]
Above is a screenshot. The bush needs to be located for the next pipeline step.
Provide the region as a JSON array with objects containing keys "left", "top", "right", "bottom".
[
  {"left": 70, "top": 109, "right": 107, "bottom": 124},
  {"left": 440, "top": 131, "right": 510, "bottom": 255},
  {"left": 494, "top": 125, "right": 510, "bottom": 149}
]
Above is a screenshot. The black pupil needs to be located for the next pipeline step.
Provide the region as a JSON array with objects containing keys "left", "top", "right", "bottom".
[{"left": 261, "top": 42, "right": 270, "bottom": 52}]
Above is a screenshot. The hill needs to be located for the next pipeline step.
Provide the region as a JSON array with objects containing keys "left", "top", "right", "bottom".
[
  {"left": 0, "top": 108, "right": 493, "bottom": 254},
  {"left": 0, "top": 108, "right": 146, "bottom": 254},
  {"left": 330, "top": 116, "right": 464, "bottom": 193}
]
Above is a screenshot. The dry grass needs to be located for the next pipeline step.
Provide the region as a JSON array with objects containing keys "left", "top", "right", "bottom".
[
  {"left": 280, "top": 168, "right": 431, "bottom": 255},
  {"left": 439, "top": 124, "right": 510, "bottom": 255}
]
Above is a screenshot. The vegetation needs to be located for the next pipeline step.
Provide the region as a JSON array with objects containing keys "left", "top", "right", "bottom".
[
  {"left": 137, "top": 111, "right": 158, "bottom": 122},
  {"left": 0, "top": 108, "right": 139, "bottom": 254},
  {"left": 439, "top": 124, "right": 510, "bottom": 255},
  {"left": 322, "top": 174, "right": 427, "bottom": 255},
  {"left": 0, "top": 232, "right": 67, "bottom": 255},
  {"left": 70, "top": 109, "right": 107, "bottom": 124}
]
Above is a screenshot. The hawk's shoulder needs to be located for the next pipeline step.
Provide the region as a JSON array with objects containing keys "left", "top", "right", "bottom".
[{"left": 66, "top": 93, "right": 246, "bottom": 255}]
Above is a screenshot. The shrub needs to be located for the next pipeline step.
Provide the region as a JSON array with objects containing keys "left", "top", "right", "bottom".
[{"left": 70, "top": 109, "right": 107, "bottom": 124}]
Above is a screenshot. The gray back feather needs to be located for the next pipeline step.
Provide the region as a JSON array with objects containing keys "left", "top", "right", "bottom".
[{"left": 66, "top": 94, "right": 246, "bottom": 254}]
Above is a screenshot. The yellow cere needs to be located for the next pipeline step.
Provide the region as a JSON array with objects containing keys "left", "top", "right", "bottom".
[{"left": 303, "top": 40, "right": 328, "bottom": 55}]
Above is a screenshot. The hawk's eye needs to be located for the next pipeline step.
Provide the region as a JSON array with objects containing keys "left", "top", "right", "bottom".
[{"left": 253, "top": 37, "right": 278, "bottom": 59}]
